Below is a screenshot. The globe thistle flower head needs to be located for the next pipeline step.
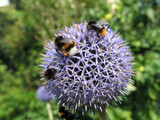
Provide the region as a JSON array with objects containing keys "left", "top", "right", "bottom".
[
  {"left": 40, "top": 21, "right": 134, "bottom": 113},
  {"left": 37, "top": 86, "right": 54, "bottom": 102}
]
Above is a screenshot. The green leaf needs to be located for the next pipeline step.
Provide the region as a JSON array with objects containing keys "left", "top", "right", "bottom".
[
  {"left": 148, "top": 88, "right": 157, "bottom": 100},
  {"left": 146, "top": 8, "right": 155, "bottom": 22}
]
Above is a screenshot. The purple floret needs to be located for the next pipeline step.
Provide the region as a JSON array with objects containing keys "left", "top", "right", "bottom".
[{"left": 40, "top": 21, "right": 134, "bottom": 113}]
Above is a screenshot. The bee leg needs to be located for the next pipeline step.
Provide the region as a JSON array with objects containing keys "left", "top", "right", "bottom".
[{"left": 97, "top": 32, "right": 100, "bottom": 38}]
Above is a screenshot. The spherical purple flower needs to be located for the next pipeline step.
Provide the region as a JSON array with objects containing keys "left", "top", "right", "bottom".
[
  {"left": 40, "top": 21, "right": 134, "bottom": 113},
  {"left": 37, "top": 86, "right": 54, "bottom": 102}
]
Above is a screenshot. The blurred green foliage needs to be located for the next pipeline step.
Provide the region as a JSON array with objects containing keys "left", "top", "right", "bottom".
[{"left": 0, "top": 0, "right": 160, "bottom": 120}]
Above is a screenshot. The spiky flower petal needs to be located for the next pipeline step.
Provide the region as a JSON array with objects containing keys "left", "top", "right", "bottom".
[{"left": 40, "top": 21, "right": 134, "bottom": 113}]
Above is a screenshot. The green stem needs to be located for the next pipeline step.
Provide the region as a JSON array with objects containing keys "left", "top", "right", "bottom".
[
  {"left": 46, "top": 102, "right": 53, "bottom": 120},
  {"left": 98, "top": 107, "right": 109, "bottom": 120}
]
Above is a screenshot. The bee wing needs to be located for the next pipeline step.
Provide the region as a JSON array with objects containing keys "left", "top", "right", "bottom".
[
  {"left": 60, "top": 38, "right": 75, "bottom": 44},
  {"left": 98, "top": 21, "right": 109, "bottom": 25},
  {"left": 92, "top": 24, "right": 103, "bottom": 29},
  {"left": 91, "top": 23, "right": 103, "bottom": 28}
]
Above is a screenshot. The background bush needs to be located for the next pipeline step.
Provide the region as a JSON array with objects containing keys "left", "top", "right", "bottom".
[{"left": 0, "top": 0, "right": 160, "bottom": 120}]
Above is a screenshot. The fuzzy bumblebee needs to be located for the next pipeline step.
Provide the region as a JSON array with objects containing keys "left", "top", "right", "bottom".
[
  {"left": 54, "top": 36, "right": 77, "bottom": 56},
  {"left": 40, "top": 21, "right": 134, "bottom": 114},
  {"left": 59, "top": 106, "right": 77, "bottom": 120}
]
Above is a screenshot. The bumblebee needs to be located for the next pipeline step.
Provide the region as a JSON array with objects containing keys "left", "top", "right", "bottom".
[
  {"left": 87, "top": 20, "right": 109, "bottom": 37},
  {"left": 59, "top": 106, "right": 77, "bottom": 120},
  {"left": 54, "top": 36, "right": 77, "bottom": 56},
  {"left": 44, "top": 64, "right": 57, "bottom": 80}
]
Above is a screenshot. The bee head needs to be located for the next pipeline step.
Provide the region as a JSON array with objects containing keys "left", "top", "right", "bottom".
[
  {"left": 54, "top": 36, "right": 63, "bottom": 44},
  {"left": 59, "top": 106, "right": 65, "bottom": 112},
  {"left": 44, "top": 68, "right": 57, "bottom": 80},
  {"left": 87, "top": 20, "right": 97, "bottom": 31}
]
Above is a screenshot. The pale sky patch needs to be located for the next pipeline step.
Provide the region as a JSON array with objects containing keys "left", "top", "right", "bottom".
[{"left": 0, "top": 0, "right": 9, "bottom": 7}]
